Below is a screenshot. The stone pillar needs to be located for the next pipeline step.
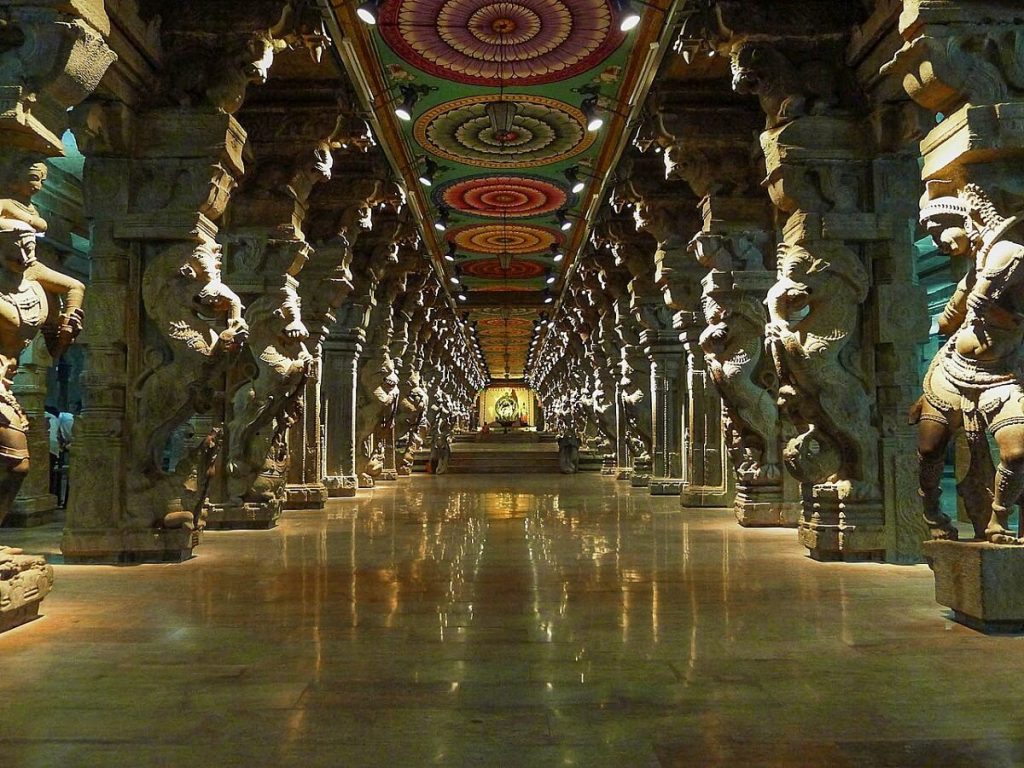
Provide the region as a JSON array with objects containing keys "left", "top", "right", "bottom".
[
  {"left": 62, "top": 0, "right": 308, "bottom": 561},
  {"left": 323, "top": 329, "right": 363, "bottom": 497},
  {"left": 647, "top": 330, "right": 685, "bottom": 495},
  {"left": 678, "top": 320, "right": 733, "bottom": 507},
  {"left": 284, "top": 348, "right": 326, "bottom": 509},
  {"left": 886, "top": 0, "right": 1024, "bottom": 621},
  {"left": 0, "top": 0, "right": 112, "bottom": 614},
  {"left": 9, "top": 338, "right": 58, "bottom": 526}
]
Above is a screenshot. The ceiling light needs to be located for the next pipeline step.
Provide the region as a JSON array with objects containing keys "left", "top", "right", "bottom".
[
  {"left": 545, "top": 272, "right": 556, "bottom": 285},
  {"left": 434, "top": 206, "right": 450, "bottom": 231},
  {"left": 356, "top": 0, "right": 379, "bottom": 24},
  {"left": 564, "top": 166, "right": 586, "bottom": 194},
  {"left": 543, "top": 293, "right": 554, "bottom": 305},
  {"left": 556, "top": 209, "right": 572, "bottom": 231},
  {"left": 457, "top": 292, "right": 467, "bottom": 302},
  {"left": 616, "top": 0, "right": 642, "bottom": 31},
  {"left": 445, "top": 243, "right": 457, "bottom": 263},
  {"left": 395, "top": 85, "right": 421, "bottom": 122},
  {"left": 419, "top": 158, "right": 438, "bottom": 186},
  {"left": 551, "top": 249, "right": 564, "bottom": 263},
  {"left": 484, "top": 100, "right": 520, "bottom": 138},
  {"left": 581, "top": 96, "right": 604, "bottom": 132}
]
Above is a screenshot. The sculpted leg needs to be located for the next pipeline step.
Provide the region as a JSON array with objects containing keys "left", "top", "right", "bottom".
[
  {"left": 915, "top": 402, "right": 957, "bottom": 540},
  {"left": 989, "top": 425, "right": 1024, "bottom": 544}
]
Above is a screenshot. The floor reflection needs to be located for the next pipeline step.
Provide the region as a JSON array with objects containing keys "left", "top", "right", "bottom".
[{"left": 0, "top": 474, "right": 1021, "bottom": 767}]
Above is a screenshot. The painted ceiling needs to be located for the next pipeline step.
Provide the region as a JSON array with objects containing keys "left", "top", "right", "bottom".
[{"left": 335, "top": 0, "right": 668, "bottom": 381}]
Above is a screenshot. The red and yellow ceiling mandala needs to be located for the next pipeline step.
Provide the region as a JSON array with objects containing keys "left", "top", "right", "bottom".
[
  {"left": 451, "top": 223, "right": 561, "bottom": 255},
  {"left": 436, "top": 175, "right": 568, "bottom": 218},
  {"left": 461, "top": 258, "right": 546, "bottom": 279},
  {"left": 477, "top": 317, "right": 535, "bottom": 331},
  {"left": 379, "top": 0, "right": 624, "bottom": 87}
]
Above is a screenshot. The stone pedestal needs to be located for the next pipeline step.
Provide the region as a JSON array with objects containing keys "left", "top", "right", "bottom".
[
  {"left": 0, "top": 548, "right": 54, "bottom": 632},
  {"left": 734, "top": 485, "right": 801, "bottom": 528},
  {"left": 630, "top": 457, "right": 651, "bottom": 488},
  {"left": 924, "top": 540, "right": 1024, "bottom": 633},
  {"left": 205, "top": 501, "right": 281, "bottom": 531},
  {"left": 648, "top": 332, "right": 684, "bottom": 496},
  {"left": 798, "top": 485, "right": 886, "bottom": 562},
  {"left": 61, "top": 528, "right": 200, "bottom": 564},
  {"left": 323, "top": 331, "right": 362, "bottom": 497},
  {"left": 679, "top": 341, "right": 733, "bottom": 508}
]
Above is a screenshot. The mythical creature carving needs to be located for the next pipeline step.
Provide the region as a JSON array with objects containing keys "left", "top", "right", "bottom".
[
  {"left": 913, "top": 180, "right": 1024, "bottom": 544},
  {"left": 692, "top": 232, "right": 779, "bottom": 484},
  {"left": 133, "top": 240, "right": 246, "bottom": 529},
  {"left": 764, "top": 239, "right": 875, "bottom": 495},
  {"left": 226, "top": 279, "right": 312, "bottom": 506},
  {"left": 396, "top": 369, "right": 429, "bottom": 475},
  {"left": 0, "top": 218, "right": 84, "bottom": 520},
  {"left": 730, "top": 41, "right": 842, "bottom": 128}
]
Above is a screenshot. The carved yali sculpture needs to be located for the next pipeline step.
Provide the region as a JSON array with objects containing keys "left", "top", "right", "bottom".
[
  {"left": 133, "top": 240, "right": 247, "bottom": 530},
  {"left": 692, "top": 232, "right": 780, "bottom": 484},
  {"left": 913, "top": 180, "right": 1024, "bottom": 545},
  {"left": 0, "top": 218, "right": 84, "bottom": 521},
  {"left": 764, "top": 239, "right": 875, "bottom": 497}
]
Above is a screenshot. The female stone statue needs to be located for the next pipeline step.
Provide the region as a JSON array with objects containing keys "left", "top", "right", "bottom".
[{"left": 0, "top": 217, "right": 84, "bottom": 520}]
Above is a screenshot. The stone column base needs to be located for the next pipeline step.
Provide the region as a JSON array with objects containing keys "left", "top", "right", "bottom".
[
  {"left": 284, "top": 484, "right": 327, "bottom": 511},
  {"left": 616, "top": 468, "right": 633, "bottom": 481},
  {"left": 380, "top": 470, "right": 398, "bottom": 482},
  {"left": 735, "top": 487, "right": 800, "bottom": 528},
  {"left": 924, "top": 539, "right": 1024, "bottom": 633},
  {"left": 798, "top": 485, "right": 885, "bottom": 562},
  {"left": 205, "top": 501, "right": 281, "bottom": 530},
  {"left": 61, "top": 528, "right": 200, "bottom": 564},
  {"left": 0, "top": 549, "right": 53, "bottom": 633},
  {"left": 600, "top": 457, "right": 616, "bottom": 476},
  {"left": 649, "top": 479, "right": 683, "bottom": 496},
  {"left": 6, "top": 493, "right": 60, "bottom": 527},
  {"left": 680, "top": 484, "right": 733, "bottom": 508},
  {"left": 397, "top": 467, "right": 412, "bottom": 477},
  {"left": 325, "top": 475, "right": 358, "bottom": 497}
]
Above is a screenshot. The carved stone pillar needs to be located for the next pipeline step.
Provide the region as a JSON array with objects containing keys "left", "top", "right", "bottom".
[
  {"left": 9, "top": 338, "right": 58, "bottom": 526},
  {"left": 62, "top": 0, "right": 307, "bottom": 560},
  {"left": 644, "top": 329, "right": 683, "bottom": 495},
  {"left": 886, "top": 0, "right": 1024, "bottom": 620},
  {"left": 323, "top": 329, "right": 363, "bottom": 496},
  {"left": 0, "top": 2, "right": 109, "bottom": 609}
]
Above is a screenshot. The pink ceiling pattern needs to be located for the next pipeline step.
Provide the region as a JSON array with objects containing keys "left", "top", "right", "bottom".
[
  {"left": 379, "top": 0, "right": 623, "bottom": 86},
  {"left": 438, "top": 175, "right": 568, "bottom": 218}
]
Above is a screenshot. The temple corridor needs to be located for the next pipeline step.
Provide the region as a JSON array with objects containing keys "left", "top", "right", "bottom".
[{"left": 3, "top": 475, "right": 1023, "bottom": 767}]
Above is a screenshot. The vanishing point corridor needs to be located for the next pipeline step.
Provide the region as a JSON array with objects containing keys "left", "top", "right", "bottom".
[{"left": 3, "top": 475, "right": 1022, "bottom": 767}]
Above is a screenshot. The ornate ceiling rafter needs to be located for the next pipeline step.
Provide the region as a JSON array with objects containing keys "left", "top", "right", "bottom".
[{"left": 324, "top": 0, "right": 678, "bottom": 380}]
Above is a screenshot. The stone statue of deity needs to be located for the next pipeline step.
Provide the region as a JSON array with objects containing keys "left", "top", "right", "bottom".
[
  {"left": 0, "top": 217, "right": 84, "bottom": 519},
  {"left": 914, "top": 180, "right": 1024, "bottom": 545}
]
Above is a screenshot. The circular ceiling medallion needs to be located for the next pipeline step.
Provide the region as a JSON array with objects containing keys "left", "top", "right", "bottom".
[
  {"left": 437, "top": 176, "right": 568, "bottom": 218},
  {"left": 473, "top": 307, "right": 538, "bottom": 318},
  {"left": 451, "top": 223, "right": 561, "bottom": 254},
  {"left": 415, "top": 95, "right": 593, "bottom": 169},
  {"left": 477, "top": 317, "right": 535, "bottom": 330},
  {"left": 379, "top": 0, "right": 624, "bottom": 87},
  {"left": 462, "top": 258, "right": 546, "bottom": 280},
  {"left": 473, "top": 284, "right": 537, "bottom": 292}
]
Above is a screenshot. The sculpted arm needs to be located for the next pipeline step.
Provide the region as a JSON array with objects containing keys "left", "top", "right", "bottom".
[
  {"left": 937, "top": 274, "right": 971, "bottom": 337},
  {"left": 27, "top": 263, "right": 85, "bottom": 317}
]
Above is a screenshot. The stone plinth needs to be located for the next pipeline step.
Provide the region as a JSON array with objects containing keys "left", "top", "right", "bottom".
[
  {"left": 205, "top": 502, "right": 281, "bottom": 531},
  {"left": 325, "top": 475, "right": 358, "bottom": 497},
  {"left": 798, "top": 486, "right": 885, "bottom": 562},
  {"left": 0, "top": 547, "right": 54, "bottom": 633},
  {"left": 650, "top": 479, "right": 683, "bottom": 496},
  {"left": 924, "top": 540, "right": 1024, "bottom": 633},
  {"left": 734, "top": 486, "right": 800, "bottom": 528},
  {"left": 61, "top": 528, "right": 200, "bottom": 564},
  {"left": 284, "top": 484, "right": 328, "bottom": 510}
]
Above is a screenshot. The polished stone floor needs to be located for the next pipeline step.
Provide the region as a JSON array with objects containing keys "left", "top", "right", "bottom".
[{"left": 2, "top": 475, "right": 1024, "bottom": 767}]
